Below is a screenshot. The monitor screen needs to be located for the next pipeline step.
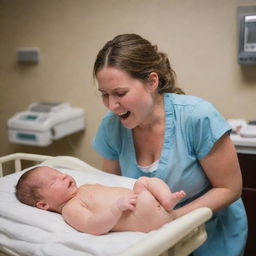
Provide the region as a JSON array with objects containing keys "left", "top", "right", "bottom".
[
  {"left": 244, "top": 15, "right": 256, "bottom": 52},
  {"left": 21, "top": 115, "right": 38, "bottom": 121}
]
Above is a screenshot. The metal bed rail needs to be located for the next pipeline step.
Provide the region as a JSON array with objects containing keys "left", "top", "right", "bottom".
[{"left": 0, "top": 153, "right": 53, "bottom": 177}]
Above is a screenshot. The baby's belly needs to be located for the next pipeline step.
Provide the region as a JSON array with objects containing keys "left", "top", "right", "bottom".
[{"left": 113, "top": 191, "right": 173, "bottom": 232}]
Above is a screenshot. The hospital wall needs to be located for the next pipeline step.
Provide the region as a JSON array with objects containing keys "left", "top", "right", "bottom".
[{"left": 1, "top": 0, "right": 256, "bottom": 169}]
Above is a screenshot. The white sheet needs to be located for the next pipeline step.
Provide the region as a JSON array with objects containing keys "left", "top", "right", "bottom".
[{"left": 0, "top": 166, "right": 154, "bottom": 256}]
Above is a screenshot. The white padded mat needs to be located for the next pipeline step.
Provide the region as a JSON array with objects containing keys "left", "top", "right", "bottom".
[{"left": 0, "top": 166, "right": 151, "bottom": 256}]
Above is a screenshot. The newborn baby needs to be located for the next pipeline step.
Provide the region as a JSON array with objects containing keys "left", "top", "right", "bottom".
[{"left": 16, "top": 166, "right": 186, "bottom": 235}]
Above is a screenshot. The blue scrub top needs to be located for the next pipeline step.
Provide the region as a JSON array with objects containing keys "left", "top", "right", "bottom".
[{"left": 93, "top": 93, "right": 247, "bottom": 256}]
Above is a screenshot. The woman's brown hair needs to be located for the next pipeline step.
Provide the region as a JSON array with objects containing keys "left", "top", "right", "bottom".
[{"left": 93, "top": 34, "right": 184, "bottom": 95}]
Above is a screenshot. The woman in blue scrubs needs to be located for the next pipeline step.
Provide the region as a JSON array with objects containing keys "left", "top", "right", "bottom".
[{"left": 92, "top": 34, "right": 247, "bottom": 256}]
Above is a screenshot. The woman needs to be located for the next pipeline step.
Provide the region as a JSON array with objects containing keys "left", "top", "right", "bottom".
[{"left": 92, "top": 34, "right": 247, "bottom": 255}]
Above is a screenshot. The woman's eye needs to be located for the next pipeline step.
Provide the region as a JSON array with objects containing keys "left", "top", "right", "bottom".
[
  {"left": 101, "top": 93, "right": 108, "bottom": 98},
  {"left": 101, "top": 91, "right": 127, "bottom": 98},
  {"left": 116, "top": 92, "right": 127, "bottom": 97}
]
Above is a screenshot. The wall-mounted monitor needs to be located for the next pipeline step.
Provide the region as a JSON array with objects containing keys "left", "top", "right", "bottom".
[{"left": 238, "top": 6, "right": 256, "bottom": 65}]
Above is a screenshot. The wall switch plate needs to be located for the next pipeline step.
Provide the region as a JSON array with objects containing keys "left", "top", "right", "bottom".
[{"left": 16, "top": 48, "right": 40, "bottom": 63}]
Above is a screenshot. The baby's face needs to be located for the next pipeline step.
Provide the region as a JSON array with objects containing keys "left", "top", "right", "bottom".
[{"left": 34, "top": 167, "right": 77, "bottom": 210}]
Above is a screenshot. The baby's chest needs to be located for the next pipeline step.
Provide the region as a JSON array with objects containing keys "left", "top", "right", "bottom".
[{"left": 78, "top": 186, "right": 121, "bottom": 210}]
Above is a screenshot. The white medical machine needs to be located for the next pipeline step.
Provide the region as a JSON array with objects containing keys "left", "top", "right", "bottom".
[
  {"left": 228, "top": 119, "right": 256, "bottom": 154},
  {"left": 8, "top": 102, "right": 85, "bottom": 146}
]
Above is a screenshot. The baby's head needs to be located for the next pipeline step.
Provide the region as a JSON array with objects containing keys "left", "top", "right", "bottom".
[{"left": 16, "top": 166, "right": 77, "bottom": 213}]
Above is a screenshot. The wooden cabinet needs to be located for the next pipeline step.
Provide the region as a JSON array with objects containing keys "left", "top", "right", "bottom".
[{"left": 238, "top": 153, "right": 256, "bottom": 256}]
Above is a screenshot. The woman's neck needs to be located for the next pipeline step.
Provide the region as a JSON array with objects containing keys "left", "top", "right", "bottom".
[{"left": 136, "top": 94, "right": 165, "bottom": 131}]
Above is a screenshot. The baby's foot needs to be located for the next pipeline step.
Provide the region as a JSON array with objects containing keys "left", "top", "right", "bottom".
[
  {"left": 133, "top": 178, "right": 147, "bottom": 194},
  {"left": 162, "top": 191, "right": 186, "bottom": 211}
]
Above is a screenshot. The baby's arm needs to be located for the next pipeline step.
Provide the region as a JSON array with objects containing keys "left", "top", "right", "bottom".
[{"left": 62, "top": 194, "right": 137, "bottom": 235}]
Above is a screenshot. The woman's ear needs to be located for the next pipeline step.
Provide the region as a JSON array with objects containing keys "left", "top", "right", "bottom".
[
  {"left": 36, "top": 200, "right": 49, "bottom": 210},
  {"left": 147, "top": 72, "right": 159, "bottom": 92}
]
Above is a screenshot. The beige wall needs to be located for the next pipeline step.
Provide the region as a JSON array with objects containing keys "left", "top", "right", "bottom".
[{"left": 1, "top": 0, "right": 256, "bottom": 168}]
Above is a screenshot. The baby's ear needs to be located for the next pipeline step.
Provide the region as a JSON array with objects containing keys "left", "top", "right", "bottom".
[{"left": 36, "top": 201, "right": 49, "bottom": 210}]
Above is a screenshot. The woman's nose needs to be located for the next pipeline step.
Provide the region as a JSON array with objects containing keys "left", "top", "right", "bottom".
[{"left": 108, "top": 96, "right": 119, "bottom": 111}]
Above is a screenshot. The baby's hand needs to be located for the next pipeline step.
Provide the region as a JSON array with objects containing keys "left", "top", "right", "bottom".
[{"left": 117, "top": 194, "right": 138, "bottom": 211}]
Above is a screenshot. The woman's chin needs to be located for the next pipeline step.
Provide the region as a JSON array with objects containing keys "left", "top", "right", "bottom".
[{"left": 120, "top": 119, "right": 136, "bottom": 129}]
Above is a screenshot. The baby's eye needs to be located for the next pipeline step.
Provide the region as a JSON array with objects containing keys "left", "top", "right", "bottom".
[{"left": 50, "top": 177, "right": 57, "bottom": 186}]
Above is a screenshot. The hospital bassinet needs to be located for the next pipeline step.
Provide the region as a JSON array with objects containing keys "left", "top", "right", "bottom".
[{"left": 0, "top": 153, "right": 212, "bottom": 256}]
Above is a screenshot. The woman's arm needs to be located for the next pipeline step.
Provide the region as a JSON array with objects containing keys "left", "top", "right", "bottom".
[
  {"left": 102, "top": 158, "right": 121, "bottom": 175},
  {"left": 174, "top": 133, "right": 242, "bottom": 218}
]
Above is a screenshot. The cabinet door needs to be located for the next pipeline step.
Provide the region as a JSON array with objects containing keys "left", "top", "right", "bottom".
[
  {"left": 238, "top": 154, "right": 256, "bottom": 256},
  {"left": 242, "top": 189, "right": 256, "bottom": 256},
  {"left": 238, "top": 154, "right": 256, "bottom": 188}
]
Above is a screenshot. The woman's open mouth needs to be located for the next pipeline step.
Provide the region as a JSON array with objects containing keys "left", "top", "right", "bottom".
[{"left": 118, "top": 111, "right": 130, "bottom": 120}]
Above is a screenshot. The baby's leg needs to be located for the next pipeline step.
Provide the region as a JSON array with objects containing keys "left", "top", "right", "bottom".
[{"left": 133, "top": 177, "right": 186, "bottom": 211}]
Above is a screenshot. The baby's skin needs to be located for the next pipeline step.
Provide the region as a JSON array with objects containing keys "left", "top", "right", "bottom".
[
  {"left": 24, "top": 167, "right": 186, "bottom": 235},
  {"left": 63, "top": 181, "right": 185, "bottom": 234}
]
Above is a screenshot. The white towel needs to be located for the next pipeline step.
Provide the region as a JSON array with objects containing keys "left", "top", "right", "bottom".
[{"left": 0, "top": 167, "right": 148, "bottom": 256}]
